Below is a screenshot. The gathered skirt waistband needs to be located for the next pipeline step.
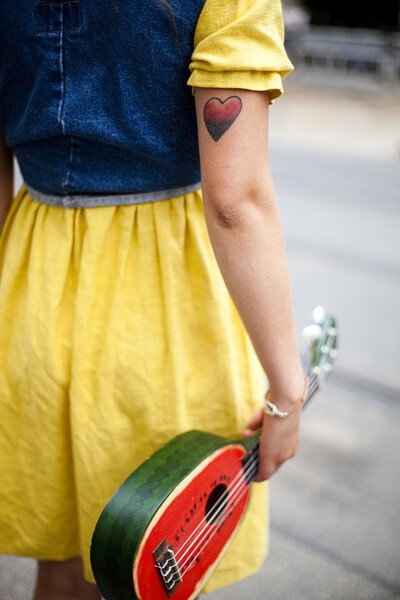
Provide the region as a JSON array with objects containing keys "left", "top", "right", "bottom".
[{"left": 26, "top": 181, "right": 202, "bottom": 208}]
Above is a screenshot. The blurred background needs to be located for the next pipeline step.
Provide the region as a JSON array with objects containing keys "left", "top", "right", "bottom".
[
  {"left": 211, "top": 2, "right": 400, "bottom": 598},
  {"left": 1, "top": 1, "right": 400, "bottom": 598}
]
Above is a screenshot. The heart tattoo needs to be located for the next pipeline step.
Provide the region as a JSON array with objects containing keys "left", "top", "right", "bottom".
[{"left": 203, "top": 96, "right": 242, "bottom": 142}]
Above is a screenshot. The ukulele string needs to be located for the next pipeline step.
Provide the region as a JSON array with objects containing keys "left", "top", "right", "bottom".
[
  {"left": 175, "top": 469, "right": 258, "bottom": 573},
  {"left": 175, "top": 372, "right": 320, "bottom": 571},
  {"left": 155, "top": 463, "right": 259, "bottom": 585},
  {"left": 176, "top": 459, "right": 260, "bottom": 572},
  {"left": 303, "top": 373, "right": 319, "bottom": 408},
  {"left": 156, "top": 334, "right": 336, "bottom": 581},
  {"left": 154, "top": 376, "right": 324, "bottom": 575},
  {"left": 196, "top": 360, "right": 321, "bottom": 566},
  {"left": 174, "top": 450, "right": 256, "bottom": 560},
  {"left": 185, "top": 464, "right": 259, "bottom": 573},
  {"left": 184, "top": 477, "right": 258, "bottom": 576},
  {"left": 174, "top": 440, "right": 260, "bottom": 560},
  {"left": 175, "top": 331, "right": 335, "bottom": 570},
  {"left": 175, "top": 453, "right": 259, "bottom": 566},
  {"left": 175, "top": 373, "right": 321, "bottom": 565}
]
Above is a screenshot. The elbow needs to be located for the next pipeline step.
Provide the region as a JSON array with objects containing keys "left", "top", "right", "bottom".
[
  {"left": 204, "top": 181, "right": 275, "bottom": 230},
  {"left": 212, "top": 201, "right": 240, "bottom": 229}
]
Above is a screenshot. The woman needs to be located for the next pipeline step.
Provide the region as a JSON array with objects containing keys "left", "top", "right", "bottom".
[{"left": 0, "top": 1, "right": 305, "bottom": 598}]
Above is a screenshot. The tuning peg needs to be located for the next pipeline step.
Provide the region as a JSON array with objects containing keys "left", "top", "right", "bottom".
[
  {"left": 302, "top": 324, "right": 322, "bottom": 342},
  {"left": 312, "top": 305, "right": 326, "bottom": 324}
]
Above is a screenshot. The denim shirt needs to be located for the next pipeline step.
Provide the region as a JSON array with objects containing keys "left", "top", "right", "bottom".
[{"left": 0, "top": 0, "right": 206, "bottom": 206}]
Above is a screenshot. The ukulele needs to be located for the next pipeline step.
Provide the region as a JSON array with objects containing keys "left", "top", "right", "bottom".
[{"left": 91, "top": 307, "right": 338, "bottom": 600}]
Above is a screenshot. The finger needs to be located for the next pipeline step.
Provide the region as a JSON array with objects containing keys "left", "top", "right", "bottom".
[
  {"left": 254, "top": 454, "right": 280, "bottom": 481},
  {"left": 242, "top": 428, "right": 254, "bottom": 437},
  {"left": 244, "top": 408, "right": 264, "bottom": 433},
  {"left": 255, "top": 452, "right": 295, "bottom": 481},
  {"left": 254, "top": 462, "right": 277, "bottom": 482}
]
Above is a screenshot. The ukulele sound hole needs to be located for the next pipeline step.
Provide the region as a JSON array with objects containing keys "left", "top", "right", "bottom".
[{"left": 205, "top": 484, "right": 229, "bottom": 525}]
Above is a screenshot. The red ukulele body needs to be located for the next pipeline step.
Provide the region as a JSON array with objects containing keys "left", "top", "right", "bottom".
[
  {"left": 134, "top": 443, "right": 252, "bottom": 600},
  {"left": 91, "top": 431, "right": 258, "bottom": 600}
]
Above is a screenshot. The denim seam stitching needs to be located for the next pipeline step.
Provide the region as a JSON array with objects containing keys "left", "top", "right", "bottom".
[
  {"left": 57, "top": 15, "right": 66, "bottom": 135},
  {"left": 35, "top": 1, "right": 81, "bottom": 34},
  {"left": 63, "top": 136, "right": 75, "bottom": 192}
]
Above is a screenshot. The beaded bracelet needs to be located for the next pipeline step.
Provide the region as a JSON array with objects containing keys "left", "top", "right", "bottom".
[{"left": 263, "top": 374, "right": 308, "bottom": 419}]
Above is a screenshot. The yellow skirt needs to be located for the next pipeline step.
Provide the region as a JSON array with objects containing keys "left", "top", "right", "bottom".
[{"left": 0, "top": 185, "right": 268, "bottom": 592}]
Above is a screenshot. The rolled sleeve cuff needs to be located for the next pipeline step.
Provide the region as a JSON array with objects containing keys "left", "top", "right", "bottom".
[{"left": 187, "top": 69, "right": 288, "bottom": 102}]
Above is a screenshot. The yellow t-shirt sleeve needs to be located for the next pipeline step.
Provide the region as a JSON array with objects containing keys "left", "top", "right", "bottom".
[{"left": 187, "top": 0, "right": 294, "bottom": 102}]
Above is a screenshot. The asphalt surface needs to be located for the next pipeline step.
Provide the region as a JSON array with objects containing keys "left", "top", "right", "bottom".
[{"left": 1, "top": 68, "right": 400, "bottom": 599}]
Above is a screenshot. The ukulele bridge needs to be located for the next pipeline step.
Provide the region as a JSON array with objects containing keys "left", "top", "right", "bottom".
[{"left": 153, "top": 538, "right": 182, "bottom": 597}]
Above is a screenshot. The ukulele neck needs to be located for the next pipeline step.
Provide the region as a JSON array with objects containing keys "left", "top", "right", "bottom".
[{"left": 240, "top": 312, "right": 338, "bottom": 483}]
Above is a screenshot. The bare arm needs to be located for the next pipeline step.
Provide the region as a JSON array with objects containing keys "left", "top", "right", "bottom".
[
  {"left": 195, "top": 88, "right": 304, "bottom": 480},
  {"left": 0, "top": 130, "right": 13, "bottom": 233}
]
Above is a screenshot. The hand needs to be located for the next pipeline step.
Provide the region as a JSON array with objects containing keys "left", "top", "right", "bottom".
[{"left": 243, "top": 401, "right": 302, "bottom": 481}]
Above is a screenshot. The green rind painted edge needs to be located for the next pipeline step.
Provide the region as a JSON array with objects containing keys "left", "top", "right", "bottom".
[
  {"left": 237, "top": 432, "right": 259, "bottom": 452},
  {"left": 90, "top": 430, "right": 246, "bottom": 600}
]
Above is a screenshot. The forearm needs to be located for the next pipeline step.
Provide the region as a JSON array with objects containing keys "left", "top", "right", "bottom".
[
  {"left": 0, "top": 131, "right": 14, "bottom": 233},
  {"left": 203, "top": 181, "right": 304, "bottom": 403},
  {"left": 195, "top": 87, "right": 304, "bottom": 407}
]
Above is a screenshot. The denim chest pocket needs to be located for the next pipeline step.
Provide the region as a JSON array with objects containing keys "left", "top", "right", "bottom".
[{"left": 35, "top": 0, "right": 81, "bottom": 34}]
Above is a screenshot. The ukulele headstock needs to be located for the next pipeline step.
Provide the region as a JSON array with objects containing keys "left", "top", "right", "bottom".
[{"left": 302, "top": 306, "right": 339, "bottom": 406}]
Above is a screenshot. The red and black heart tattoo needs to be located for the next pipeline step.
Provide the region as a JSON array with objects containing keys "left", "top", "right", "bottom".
[{"left": 203, "top": 96, "right": 242, "bottom": 142}]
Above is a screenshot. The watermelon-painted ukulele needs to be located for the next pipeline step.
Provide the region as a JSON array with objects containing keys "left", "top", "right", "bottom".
[{"left": 91, "top": 307, "right": 338, "bottom": 600}]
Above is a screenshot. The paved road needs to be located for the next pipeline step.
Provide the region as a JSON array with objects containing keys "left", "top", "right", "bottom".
[
  {"left": 271, "top": 70, "right": 400, "bottom": 394},
  {"left": 1, "top": 70, "right": 400, "bottom": 599}
]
